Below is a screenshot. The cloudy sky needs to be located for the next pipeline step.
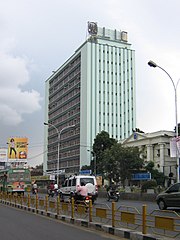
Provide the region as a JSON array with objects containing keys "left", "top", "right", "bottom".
[{"left": 0, "top": 0, "right": 180, "bottom": 166}]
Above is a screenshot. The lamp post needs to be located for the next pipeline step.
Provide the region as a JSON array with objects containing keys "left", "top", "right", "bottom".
[
  {"left": 87, "top": 150, "right": 96, "bottom": 175},
  {"left": 148, "top": 60, "right": 180, "bottom": 182},
  {"left": 44, "top": 122, "right": 75, "bottom": 186}
]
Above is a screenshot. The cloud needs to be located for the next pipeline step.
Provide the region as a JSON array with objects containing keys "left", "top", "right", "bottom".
[{"left": 0, "top": 45, "right": 42, "bottom": 126}]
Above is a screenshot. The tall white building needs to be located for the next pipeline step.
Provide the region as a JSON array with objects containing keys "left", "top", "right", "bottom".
[{"left": 44, "top": 22, "right": 136, "bottom": 177}]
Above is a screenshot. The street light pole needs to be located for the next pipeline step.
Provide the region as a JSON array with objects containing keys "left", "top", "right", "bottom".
[
  {"left": 148, "top": 60, "right": 180, "bottom": 182},
  {"left": 44, "top": 123, "right": 75, "bottom": 186},
  {"left": 87, "top": 150, "right": 96, "bottom": 175},
  {"left": 94, "top": 153, "right": 96, "bottom": 175}
]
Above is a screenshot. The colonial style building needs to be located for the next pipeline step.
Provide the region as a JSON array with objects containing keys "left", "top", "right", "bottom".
[
  {"left": 44, "top": 22, "right": 136, "bottom": 177},
  {"left": 122, "top": 130, "right": 176, "bottom": 179}
]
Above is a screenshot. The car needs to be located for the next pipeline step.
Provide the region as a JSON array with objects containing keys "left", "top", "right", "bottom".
[
  {"left": 156, "top": 183, "right": 180, "bottom": 210},
  {"left": 59, "top": 175, "right": 98, "bottom": 203}
]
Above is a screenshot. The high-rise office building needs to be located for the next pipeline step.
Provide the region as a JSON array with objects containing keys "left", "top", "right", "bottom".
[{"left": 44, "top": 22, "right": 136, "bottom": 178}]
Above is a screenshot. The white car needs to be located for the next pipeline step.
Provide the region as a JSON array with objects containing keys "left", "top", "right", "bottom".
[{"left": 59, "top": 175, "right": 98, "bottom": 203}]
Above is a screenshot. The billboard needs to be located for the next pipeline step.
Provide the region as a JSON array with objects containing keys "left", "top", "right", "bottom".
[
  {"left": 0, "top": 149, "right": 8, "bottom": 162},
  {"left": 170, "top": 137, "right": 180, "bottom": 158},
  {"left": 7, "top": 137, "right": 28, "bottom": 162},
  {"left": 132, "top": 173, "right": 151, "bottom": 180}
]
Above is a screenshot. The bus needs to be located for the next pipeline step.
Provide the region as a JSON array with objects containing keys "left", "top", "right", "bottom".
[
  {"left": 31, "top": 175, "right": 55, "bottom": 193},
  {"left": 0, "top": 168, "right": 31, "bottom": 194}
]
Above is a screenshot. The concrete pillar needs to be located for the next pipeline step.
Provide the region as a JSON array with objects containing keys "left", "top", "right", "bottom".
[
  {"left": 159, "top": 143, "right": 165, "bottom": 172},
  {"left": 146, "top": 144, "right": 153, "bottom": 162}
]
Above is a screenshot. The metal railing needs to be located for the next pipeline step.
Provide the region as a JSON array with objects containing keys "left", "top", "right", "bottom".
[{"left": 0, "top": 192, "right": 180, "bottom": 239}]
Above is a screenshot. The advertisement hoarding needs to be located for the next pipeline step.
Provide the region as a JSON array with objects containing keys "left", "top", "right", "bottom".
[
  {"left": 0, "top": 149, "right": 8, "bottom": 162},
  {"left": 170, "top": 137, "right": 180, "bottom": 158},
  {"left": 7, "top": 137, "right": 28, "bottom": 162}
]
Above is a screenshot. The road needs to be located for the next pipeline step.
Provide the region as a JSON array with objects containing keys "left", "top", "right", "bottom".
[
  {"left": 95, "top": 197, "right": 180, "bottom": 214},
  {"left": 0, "top": 204, "right": 125, "bottom": 240},
  {"left": 31, "top": 192, "right": 180, "bottom": 214},
  {"left": 95, "top": 198, "right": 158, "bottom": 213},
  {"left": 36, "top": 192, "right": 158, "bottom": 213}
]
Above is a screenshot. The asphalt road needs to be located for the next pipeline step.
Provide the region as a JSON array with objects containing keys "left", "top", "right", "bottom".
[
  {"left": 36, "top": 192, "right": 158, "bottom": 213},
  {"left": 95, "top": 198, "right": 158, "bottom": 213},
  {"left": 31, "top": 192, "right": 180, "bottom": 214},
  {"left": 0, "top": 204, "right": 125, "bottom": 240}
]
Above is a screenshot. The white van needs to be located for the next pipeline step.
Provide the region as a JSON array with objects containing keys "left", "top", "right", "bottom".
[{"left": 59, "top": 175, "right": 98, "bottom": 203}]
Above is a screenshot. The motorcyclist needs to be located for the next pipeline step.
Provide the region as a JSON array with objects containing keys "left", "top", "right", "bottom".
[
  {"left": 76, "top": 181, "right": 88, "bottom": 201},
  {"left": 54, "top": 182, "right": 58, "bottom": 196},
  {"left": 50, "top": 182, "right": 54, "bottom": 190},
  {"left": 32, "top": 182, "right": 38, "bottom": 194},
  {"left": 107, "top": 183, "right": 116, "bottom": 197},
  {"left": 48, "top": 182, "right": 55, "bottom": 196}
]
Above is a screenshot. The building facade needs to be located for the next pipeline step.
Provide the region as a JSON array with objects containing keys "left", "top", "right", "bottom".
[
  {"left": 122, "top": 130, "right": 177, "bottom": 179},
  {"left": 44, "top": 22, "right": 136, "bottom": 177}
]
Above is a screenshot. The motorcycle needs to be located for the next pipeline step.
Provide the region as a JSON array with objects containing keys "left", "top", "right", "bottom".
[
  {"left": 54, "top": 188, "right": 59, "bottom": 196},
  {"left": 32, "top": 188, "right": 38, "bottom": 195},
  {"left": 48, "top": 189, "right": 55, "bottom": 197},
  {"left": 74, "top": 195, "right": 91, "bottom": 212},
  {"left": 107, "top": 190, "right": 120, "bottom": 202},
  {"left": 84, "top": 195, "right": 91, "bottom": 206}
]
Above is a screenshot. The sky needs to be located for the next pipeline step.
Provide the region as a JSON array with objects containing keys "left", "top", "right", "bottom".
[{"left": 0, "top": 0, "right": 180, "bottom": 167}]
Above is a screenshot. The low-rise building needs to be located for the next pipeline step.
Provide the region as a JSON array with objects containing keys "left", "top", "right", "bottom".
[{"left": 122, "top": 130, "right": 176, "bottom": 180}]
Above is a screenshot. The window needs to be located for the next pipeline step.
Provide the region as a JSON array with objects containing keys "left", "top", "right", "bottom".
[
  {"left": 72, "top": 178, "right": 76, "bottom": 186},
  {"left": 168, "top": 149, "right": 170, "bottom": 156},
  {"left": 169, "top": 183, "right": 180, "bottom": 193},
  {"left": 68, "top": 179, "right": 72, "bottom": 187},
  {"left": 157, "top": 150, "right": 160, "bottom": 157},
  {"left": 63, "top": 180, "right": 68, "bottom": 187},
  {"left": 80, "top": 178, "right": 94, "bottom": 185}
]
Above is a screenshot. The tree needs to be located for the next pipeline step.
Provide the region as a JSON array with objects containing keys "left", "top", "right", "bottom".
[
  {"left": 145, "top": 161, "right": 154, "bottom": 172},
  {"left": 93, "top": 130, "right": 117, "bottom": 155},
  {"left": 132, "top": 128, "right": 144, "bottom": 133},
  {"left": 145, "top": 161, "right": 165, "bottom": 186},
  {"left": 103, "top": 143, "right": 143, "bottom": 186},
  {"left": 92, "top": 131, "right": 117, "bottom": 174},
  {"left": 81, "top": 165, "right": 91, "bottom": 171},
  {"left": 31, "top": 163, "right": 43, "bottom": 176}
]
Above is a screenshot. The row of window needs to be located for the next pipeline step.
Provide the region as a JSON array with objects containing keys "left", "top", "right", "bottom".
[
  {"left": 99, "top": 58, "right": 133, "bottom": 64},
  {"left": 98, "top": 69, "right": 133, "bottom": 75},
  {"left": 100, "top": 80, "right": 133, "bottom": 85},
  {"left": 141, "top": 147, "right": 171, "bottom": 158},
  {"left": 98, "top": 91, "right": 133, "bottom": 97},
  {"left": 49, "top": 82, "right": 80, "bottom": 102},
  {"left": 49, "top": 97, "right": 80, "bottom": 119},
  {"left": 49, "top": 55, "right": 81, "bottom": 88},
  {"left": 48, "top": 136, "right": 80, "bottom": 153},
  {"left": 48, "top": 148, "right": 79, "bottom": 162},
  {"left": 49, "top": 119, "right": 80, "bottom": 134},
  {"left": 61, "top": 148, "right": 80, "bottom": 158},
  {"left": 98, "top": 101, "right": 134, "bottom": 108},
  {"left": 49, "top": 75, "right": 80, "bottom": 98},
  {"left": 98, "top": 46, "right": 133, "bottom": 56},
  {"left": 49, "top": 96, "right": 80, "bottom": 114},
  {"left": 48, "top": 125, "right": 79, "bottom": 144},
  {"left": 49, "top": 106, "right": 80, "bottom": 123},
  {"left": 47, "top": 159, "right": 79, "bottom": 171}
]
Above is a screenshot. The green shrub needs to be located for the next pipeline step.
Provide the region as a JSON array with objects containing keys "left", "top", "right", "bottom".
[{"left": 141, "top": 180, "right": 157, "bottom": 193}]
